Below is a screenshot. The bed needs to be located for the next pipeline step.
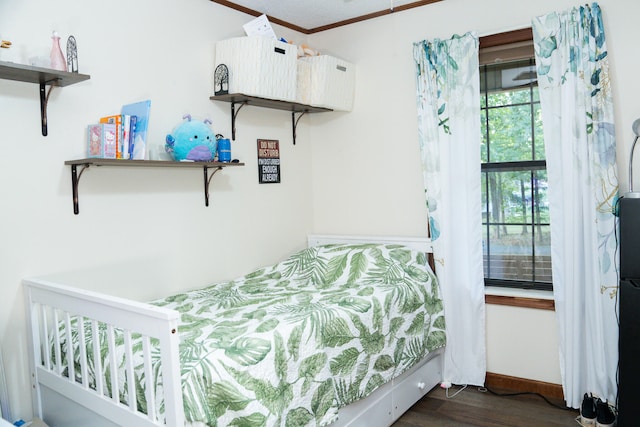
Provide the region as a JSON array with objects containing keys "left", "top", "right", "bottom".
[{"left": 24, "top": 235, "right": 444, "bottom": 427}]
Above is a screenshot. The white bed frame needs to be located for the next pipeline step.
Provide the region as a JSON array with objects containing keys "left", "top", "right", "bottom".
[{"left": 24, "top": 235, "right": 442, "bottom": 427}]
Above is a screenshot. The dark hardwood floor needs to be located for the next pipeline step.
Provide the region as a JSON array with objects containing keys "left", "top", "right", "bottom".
[{"left": 393, "top": 385, "right": 580, "bottom": 426}]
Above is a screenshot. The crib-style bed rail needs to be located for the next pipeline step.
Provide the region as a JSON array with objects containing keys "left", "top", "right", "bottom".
[{"left": 23, "top": 278, "right": 185, "bottom": 427}]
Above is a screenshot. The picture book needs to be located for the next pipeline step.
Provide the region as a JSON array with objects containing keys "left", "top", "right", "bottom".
[
  {"left": 87, "top": 124, "right": 102, "bottom": 158},
  {"left": 121, "top": 100, "right": 151, "bottom": 160},
  {"left": 102, "top": 123, "right": 117, "bottom": 158},
  {"left": 86, "top": 123, "right": 117, "bottom": 158},
  {"left": 99, "top": 114, "right": 123, "bottom": 159}
]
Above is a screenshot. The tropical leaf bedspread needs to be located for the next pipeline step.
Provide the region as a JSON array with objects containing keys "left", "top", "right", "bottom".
[{"left": 58, "top": 243, "right": 445, "bottom": 426}]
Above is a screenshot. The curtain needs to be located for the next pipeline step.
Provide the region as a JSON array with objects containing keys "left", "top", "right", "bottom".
[
  {"left": 413, "top": 32, "right": 486, "bottom": 386},
  {"left": 532, "top": 3, "right": 619, "bottom": 408}
]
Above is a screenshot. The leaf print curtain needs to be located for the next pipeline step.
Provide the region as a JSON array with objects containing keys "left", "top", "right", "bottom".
[
  {"left": 532, "top": 3, "right": 619, "bottom": 408},
  {"left": 413, "top": 32, "right": 486, "bottom": 386}
]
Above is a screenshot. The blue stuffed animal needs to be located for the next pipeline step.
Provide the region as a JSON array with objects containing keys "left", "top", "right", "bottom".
[{"left": 165, "top": 114, "right": 217, "bottom": 161}]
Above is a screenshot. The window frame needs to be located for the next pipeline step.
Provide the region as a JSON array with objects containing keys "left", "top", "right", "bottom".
[{"left": 479, "top": 29, "right": 553, "bottom": 292}]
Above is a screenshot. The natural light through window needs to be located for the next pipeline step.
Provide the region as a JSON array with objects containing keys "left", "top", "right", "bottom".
[{"left": 480, "top": 58, "right": 551, "bottom": 291}]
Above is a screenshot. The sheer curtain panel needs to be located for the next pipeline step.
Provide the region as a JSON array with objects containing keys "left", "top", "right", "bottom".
[
  {"left": 532, "top": 2, "right": 619, "bottom": 408},
  {"left": 413, "top": 32, "right": 486, "bottom": 386}
]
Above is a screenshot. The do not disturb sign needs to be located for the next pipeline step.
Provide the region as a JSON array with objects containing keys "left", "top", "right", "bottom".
[{"left": 257, "top": 139, "right": 280, "bottom": 184}]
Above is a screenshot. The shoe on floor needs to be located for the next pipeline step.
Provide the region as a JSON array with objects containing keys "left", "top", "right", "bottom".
[
  {"left": 596, "top": 398, "right": 616, "bottom": 427},
  {"left": 580, "top": 393, "right": 597, "bottom": 427}
]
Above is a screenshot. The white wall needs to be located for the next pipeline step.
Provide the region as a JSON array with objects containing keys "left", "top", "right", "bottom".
[
  {"left": 0, "top": 0, "right": 314, "bottom": 420},
  {"left": 308, "top": 0, "right": 640, "bottom": 386},
  {"left": 486, "top": 303, "right": 560, "bottom": 383}
]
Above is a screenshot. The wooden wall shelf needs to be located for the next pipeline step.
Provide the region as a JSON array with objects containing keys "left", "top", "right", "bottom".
[
  {"left": 0, "top": 61, "right": 90, "bottom": 136},
  {"left": 210, "top": 93, "right": 332, "bottom": 145},
  {"left": 64, "top": 158, "right": 244, "bottom": 214}
]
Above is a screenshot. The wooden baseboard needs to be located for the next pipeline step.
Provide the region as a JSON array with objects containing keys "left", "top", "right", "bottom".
[{"left": 485, "top": 372, "right": 564, "bottom": 401}]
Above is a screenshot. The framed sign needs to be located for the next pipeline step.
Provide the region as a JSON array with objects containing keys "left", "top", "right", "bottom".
[{"left": 257, "top": 139, "right": 280, "bottom": 184}]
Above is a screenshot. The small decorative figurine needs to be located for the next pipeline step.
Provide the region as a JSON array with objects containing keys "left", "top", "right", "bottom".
[
  {"left": 214, "top": 64, "right": 229, "bottom": 95},
  {"left": 50, "top": 31, "right": 66, "bottom": 71},
  {"left": 66, "top": 35, "right": 78, "bottom": 73},
  {"left": 165, "top": 114, "right": 218, "bottom": 161}
]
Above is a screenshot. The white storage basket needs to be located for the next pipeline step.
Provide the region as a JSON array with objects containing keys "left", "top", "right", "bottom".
[
  {"left": 296, "top": 60, "right": 312, "bottom": 105},
  {"left": 215, "top": 37, "right": 297, "bottom": 102},
  {"left": 298, "top": 55, "right": 355, "bottom": 111}
]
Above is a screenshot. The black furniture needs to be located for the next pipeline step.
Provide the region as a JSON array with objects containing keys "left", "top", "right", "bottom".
[{"left": 618, "top": 196, "right": 640, "bottom": 426}]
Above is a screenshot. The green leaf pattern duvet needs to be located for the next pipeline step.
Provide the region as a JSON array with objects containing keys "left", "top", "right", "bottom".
[{"left": 60, "top": 244, "right": 445, "bottom": 426}]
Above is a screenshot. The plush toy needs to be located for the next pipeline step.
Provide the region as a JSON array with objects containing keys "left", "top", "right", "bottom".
[
  {"left": 297, "top": 43, "right": 320, "bottom": 58},
  {"left": 165, "top": 114, "right": 217, "bottom": 161}
]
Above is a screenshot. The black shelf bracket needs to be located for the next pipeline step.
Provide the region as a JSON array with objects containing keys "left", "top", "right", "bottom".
[
  {"left": 203, "top": 165, "right": 223, "bottom": 207},
  {"left": 65, "top": 159, "right": 242, "bottom": 215},
  {"left": 292, "top": 111, "right": 307, "bottom": 146},
  {"left": 70, "top": 163, "right": 90, "bottom": 214},
  {"left": 39, "top": 80, "right": 58, "bottom": 136},
  {"left": 230, "top": 101, "right": 307, "bottom": 145},
  {"left": 230, "top": 101, "right": 247, "bottom": 141},
  {"left": 1, "top": 61, "right": 91, "bottom": 136},
  {"left": 211, "top": 94, "right": 331, "bottom": 145}
]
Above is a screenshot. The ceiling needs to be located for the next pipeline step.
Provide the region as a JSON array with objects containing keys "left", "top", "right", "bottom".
[{"left": 211, "top": 0, "right": 443, "bottom": 34}]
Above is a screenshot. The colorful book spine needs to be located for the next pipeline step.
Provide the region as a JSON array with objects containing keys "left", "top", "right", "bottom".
[
  {"left": 128, "top": 115, "right": 137, "bottom": 160},
  {"left": 122, "top": 114, "right": 131, "bottom": 159}
]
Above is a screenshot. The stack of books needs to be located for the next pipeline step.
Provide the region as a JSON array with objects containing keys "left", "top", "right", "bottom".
[{"left": 86, "top": 100, "right": 151, "bottom": 160}]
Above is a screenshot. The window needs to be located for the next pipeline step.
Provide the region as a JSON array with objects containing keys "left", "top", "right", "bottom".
[{"left": 479, "top": 31, "right": 551, "bottom": 291}]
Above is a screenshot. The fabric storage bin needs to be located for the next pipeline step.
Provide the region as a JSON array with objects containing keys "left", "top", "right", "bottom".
[
  {"left": 215, "top": 37, "right": 297, "bottom": 102},
  {"left": 298, "top": 55, "right": 355, "bottom": 111},
  {"left": 296, "top": 59, "right": 312, "bottom": 105}
]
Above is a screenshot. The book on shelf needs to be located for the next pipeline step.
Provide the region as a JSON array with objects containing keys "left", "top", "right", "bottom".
[
  {"left": 99, "top": 115, "right": 123, "bottom": 159},
  {"left": 121, "top": 100, "right": 151, "bottom": 160},
  {"left": 87, "top": 100, "right": 150, "bottom": 160},
  {"left": 121, "top": 114, "right": 131, "bottom": 160},
  {"left": 87, "top": 123, "right": 117, "bottom": 159},
  {"left": 95, "top": 113, "right": 140, "bottom": 160},
  {"left": 127, "top": 115, "right": 137, "bottom": 160}
]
